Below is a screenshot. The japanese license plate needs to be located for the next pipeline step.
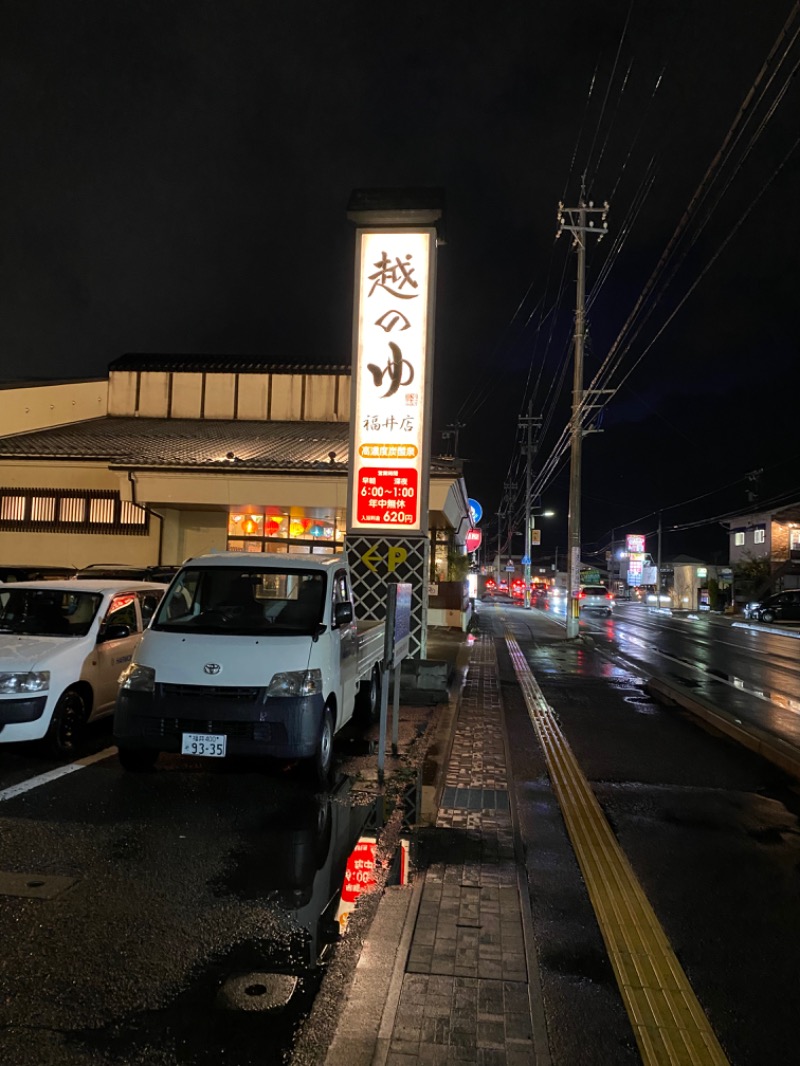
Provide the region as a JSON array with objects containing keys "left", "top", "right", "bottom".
[{"left": 181, "top": 732, "right": 227, "bottom": 758}]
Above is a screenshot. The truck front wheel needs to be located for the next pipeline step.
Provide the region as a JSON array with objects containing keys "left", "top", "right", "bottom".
[{"left": 310, "top": 705, "right": 334, "bottom": 787}]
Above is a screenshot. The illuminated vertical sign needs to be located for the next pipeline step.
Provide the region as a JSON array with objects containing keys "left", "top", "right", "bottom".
[
  {"left": 626, "top": 534, "right": 645, "bottom": 553},
  {"left": 349, "top": 229, "right": 435, "bottom": 534}
]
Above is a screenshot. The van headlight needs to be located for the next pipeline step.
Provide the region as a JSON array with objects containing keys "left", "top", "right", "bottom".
[
  {"left": 267, "top": 669, "right": 322, "bottom": 697},
  {"left": 119, "top": 663, "right": 156, "bottom": 693},
  {"left": 0, "top": 671, "right": 50, "bottom": 694}
]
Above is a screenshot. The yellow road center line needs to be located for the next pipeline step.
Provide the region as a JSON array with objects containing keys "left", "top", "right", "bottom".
[{"left": 504, "top": 628, "right": 729, "bottom": 1066}]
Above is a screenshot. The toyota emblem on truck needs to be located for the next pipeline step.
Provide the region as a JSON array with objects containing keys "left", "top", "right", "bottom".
[{"left": 204, "top": 663, "right": 221, "bottom": 675}]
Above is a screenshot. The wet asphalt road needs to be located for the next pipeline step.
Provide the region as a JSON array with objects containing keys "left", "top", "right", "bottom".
[
  {"left": 0, "top": 700, "right": 433, "bottom": 1066},
  {"left": 490, "top": 601, "right": 800, "bottom": 1066},
  {"left": 0, "top": 755, "right": 374, "bottom": 1066}
]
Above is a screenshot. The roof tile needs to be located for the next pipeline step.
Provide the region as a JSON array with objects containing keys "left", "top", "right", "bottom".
[{"left": 0, "top": 418, "right": 458, "bottom": 474}]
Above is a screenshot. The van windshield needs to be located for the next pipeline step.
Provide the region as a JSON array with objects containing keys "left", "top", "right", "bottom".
[{"left": 151, "top": 567, "right": 326, "bottom": 636}]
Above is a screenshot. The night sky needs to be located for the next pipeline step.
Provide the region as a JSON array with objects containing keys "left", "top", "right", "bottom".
[{"left": 2, "top": 1, "right": 799, "bottom": 563}]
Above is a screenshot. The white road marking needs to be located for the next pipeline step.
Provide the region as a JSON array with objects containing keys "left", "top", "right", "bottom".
[{"left": 0, "top": 747, "right": 116, "bottom": 802}]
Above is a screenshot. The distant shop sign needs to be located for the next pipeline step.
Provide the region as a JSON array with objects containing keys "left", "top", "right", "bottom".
[{"left": 626, "top": 534, "right": 646, "bottom": 553}]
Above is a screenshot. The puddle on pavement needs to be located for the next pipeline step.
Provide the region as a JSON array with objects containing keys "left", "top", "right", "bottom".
[{"left": 71, "top": 777, "right": 384, "bottom": 1065}]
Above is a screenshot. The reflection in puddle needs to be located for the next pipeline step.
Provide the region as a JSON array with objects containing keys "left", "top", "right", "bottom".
[
  {"left": 687, "top": 666, "right": 800, "bottom": 714},
  {"left": 209, "top": 776, "right": 381, "bottom": 969},
  {"left": 76, "top": 776, "right": 409, "bottom": 1064},
  {"left": 619, "top": 631, "right": 800, "bottom": 717}
]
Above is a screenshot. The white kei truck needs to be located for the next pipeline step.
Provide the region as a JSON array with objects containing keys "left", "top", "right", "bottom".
[{"left": 113, "top": 553, "right": 385, "bottom": 782}]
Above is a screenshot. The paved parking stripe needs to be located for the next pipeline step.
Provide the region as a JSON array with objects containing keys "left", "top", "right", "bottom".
[
  {"left": 0, "top": 747, "right": 114, "bottom": 802},
  {"left": 504, "top": 627, "right": 729, "bottom": 1066}
]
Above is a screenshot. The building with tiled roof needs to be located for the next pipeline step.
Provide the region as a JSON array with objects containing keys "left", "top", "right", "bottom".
[{"left": 0, "top": 358, "right": 469, "bottom": 581}]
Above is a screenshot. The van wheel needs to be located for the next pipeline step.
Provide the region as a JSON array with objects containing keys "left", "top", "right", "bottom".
[
  {"left": 44, "top": 689, "right": 86, "bottom": 758},
  {"left": 118, "top": 746, "right": 159, "bottom": 772},
  {"left": 761, "top": 610, "right": 775, "bottom": 623},
  {"left": 354, "top": 666, "right": 381, "bottom": 726},
  {"left": 310, "top": 705, "right": 334, "bottom": 787}
]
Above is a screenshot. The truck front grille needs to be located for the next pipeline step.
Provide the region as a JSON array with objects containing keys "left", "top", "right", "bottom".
[
  {"left": 159, "top": 683, "right": 261, "bottom": 700},
  {"left": 144, "top": 718, "right": 288, "bottom": 744}
]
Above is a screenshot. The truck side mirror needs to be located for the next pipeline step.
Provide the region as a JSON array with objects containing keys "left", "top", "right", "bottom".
[{"left": 333, "top": 602, "right": 353, "bottom": 626}]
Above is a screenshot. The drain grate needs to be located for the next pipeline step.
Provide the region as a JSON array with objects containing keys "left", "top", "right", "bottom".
[
  {"left": 440, "top": 787, "right": 509, "bottom": 811},
  {"left": 216, "top": 971, "right": 298, "bottom": 1012},
  {"left": 0, "top": 872, "right": 78, "bottom": 899}
]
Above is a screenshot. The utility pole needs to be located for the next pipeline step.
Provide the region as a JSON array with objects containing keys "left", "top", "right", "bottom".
[
  {"left": 442, "top": 421, "right": 465, "bottom": 458},
  {"left": 557, "top": 196, "right": 609, "bottom": 638},
  {"left": 495, "top": 512, "right": 502, "bottom": 586},
  {"left": 657, "top": 511, "right": 662, "bottom": 601},
  {"left": 519, "top": 402, "right": 540, "bottom": 609}
]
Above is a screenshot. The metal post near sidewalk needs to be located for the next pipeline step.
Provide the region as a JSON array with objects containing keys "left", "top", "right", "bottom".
[
  {"left": 377, "top": 664, "right": 390, "bottom": 783},
  {"left": 392, "top": 664, "right": 400, "bottom": 756},
  {"left": 377, "top": 582, "right": 412, "bottom": 784}
]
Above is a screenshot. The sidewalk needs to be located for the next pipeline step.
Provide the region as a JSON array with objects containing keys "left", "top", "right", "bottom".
[
  {"left": 320, "top": 629, "right": 547, "bottom": 1066},
  {"left": 296, "top": 605, "right": 800, "bottom": 1066}
]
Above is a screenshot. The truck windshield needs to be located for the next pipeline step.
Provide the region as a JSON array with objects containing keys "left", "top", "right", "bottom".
[
  {"left": 0, "top": 588, "right": 103, "bottom": 637},
  {"left": 151, "top": 567, "right": 326, "bottom": 636}
]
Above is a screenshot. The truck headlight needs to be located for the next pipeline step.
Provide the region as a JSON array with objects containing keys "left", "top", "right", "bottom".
[
  {"left": 119, "top": 663, "right": 156, "bottom": 693},
  {"left": 267, "top": 668, "right": 322, "bottom": 697},
  {"left": 0, "top": 671, "right": 50, "bottom": 694}
]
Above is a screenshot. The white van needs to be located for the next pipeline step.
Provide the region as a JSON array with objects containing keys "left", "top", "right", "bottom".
[
  {"left": 114, "top": 553, "right": 385, "bottom": 782},
  {"left": 0, "top": 580, "right": 167, "bottom": 756}
]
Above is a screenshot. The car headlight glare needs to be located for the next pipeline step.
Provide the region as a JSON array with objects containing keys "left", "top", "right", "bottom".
[
  {"left": 119, "top": 663, "right": 156, "bottom": 693},
  {"left": 267, "top": 668, "right": 322, "bottom": 698},
  {"left": 0, "top": 670, "right": 50, "bottom": 694}
]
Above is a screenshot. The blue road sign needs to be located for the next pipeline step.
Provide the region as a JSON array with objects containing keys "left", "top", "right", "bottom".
[{"left": 468, "top": 498, "right": 483, "bottom": 525}]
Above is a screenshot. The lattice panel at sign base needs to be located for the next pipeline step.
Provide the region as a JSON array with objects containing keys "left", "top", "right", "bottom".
[{"left": 345, "top": 534, "right": 430, "bottom": 659}]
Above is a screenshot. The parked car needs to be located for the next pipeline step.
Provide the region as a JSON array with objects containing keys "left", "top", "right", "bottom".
[
  {"left": 0, "top": 565, "right": 77, "bottom": 583},
  {"left": 74, "top": 563, "right": 180, "bottom": 584},
  {"left": 0, "top": 580, "right": 167, "bottom": 756},
  {"left": 747, "top": 591, "right": 800, "bottom": 624},
  {"left": 579, "top": 584, "right": 614, "bottom": 616}
]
